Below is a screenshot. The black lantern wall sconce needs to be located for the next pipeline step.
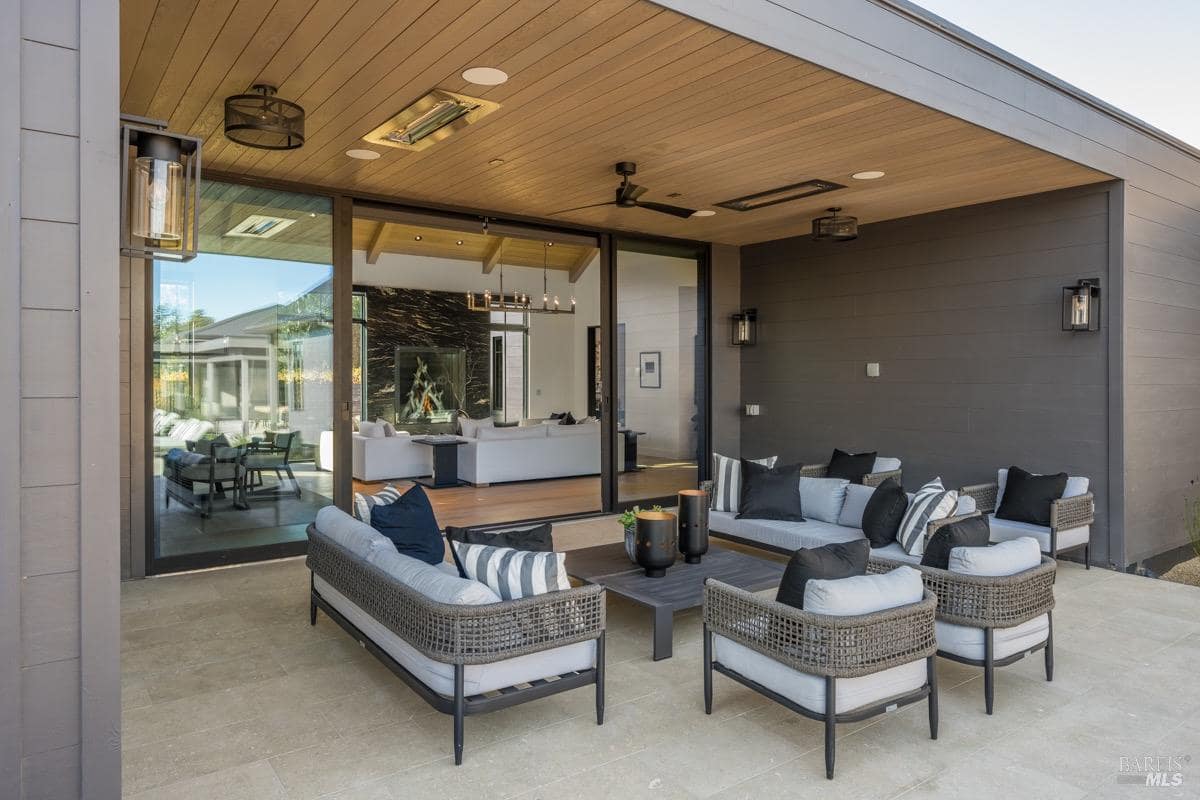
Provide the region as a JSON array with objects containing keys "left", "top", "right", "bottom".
[
  {"left": 731, "top": 309, "right": 757, "bottom": 346},
  {"left": 1062, "top": 279, "right": 1100, "bottom": 332},
  {"left": 120, "top": 115, "right": 202, "bottom": 262}
]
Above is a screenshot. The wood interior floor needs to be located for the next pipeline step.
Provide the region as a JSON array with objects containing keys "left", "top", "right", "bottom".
[{"left": 354, "top": 463, "right": 697, "bottom": 529}]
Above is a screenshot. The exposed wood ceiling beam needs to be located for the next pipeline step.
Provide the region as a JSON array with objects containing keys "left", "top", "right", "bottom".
[
  {"left": 568, "top": 248, "right": 596, "bottom": 283},
  {"left": 482, "top": 238, "right": 504, "bottom": 274},
  {"left": 366, "top": 222, "right": 388, "bottom": 264}
]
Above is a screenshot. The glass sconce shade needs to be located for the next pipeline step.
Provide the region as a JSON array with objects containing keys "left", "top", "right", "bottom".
[
  {"left": 121, "top": 121, "right": 201, "bottom": 261},
  {"left": 731, "top": 309, "right": 757, "bottom": 346},
  {"left": 1062, "top": 279, "right": 1100, "bottom": 331},
  {"left": 130, "top": 156, "right": 184, "bottom": 241}
]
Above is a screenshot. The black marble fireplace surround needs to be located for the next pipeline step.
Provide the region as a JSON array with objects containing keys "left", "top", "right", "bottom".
[{"left": 358, "top": 286, "right": 491, "bottom": 432}]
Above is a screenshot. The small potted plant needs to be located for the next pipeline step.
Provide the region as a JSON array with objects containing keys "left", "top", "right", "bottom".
[{"left": 619, "top": 505, "right": 662, "bottom": 563}]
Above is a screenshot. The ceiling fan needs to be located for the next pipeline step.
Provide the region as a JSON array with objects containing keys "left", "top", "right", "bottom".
[{"left": 551, "top": 162, "right": 710, "bottom": 219}]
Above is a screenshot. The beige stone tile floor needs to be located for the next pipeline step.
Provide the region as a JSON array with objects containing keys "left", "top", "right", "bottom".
[{"left": 121, "top": 516, "right": 1200, "bottom": 799}]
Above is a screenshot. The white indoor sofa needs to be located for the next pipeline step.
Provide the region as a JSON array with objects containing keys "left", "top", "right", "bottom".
[
  {"left": 352, "top": 431, "right": 433, "bottom": 481},
  {"left": 456, "top": 420, "right": 622, "bottom": 485}
]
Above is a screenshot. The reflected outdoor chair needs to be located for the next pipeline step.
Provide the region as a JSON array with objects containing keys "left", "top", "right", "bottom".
[{"left": 244, "top": 431, "right": 303, "bottom": 500}]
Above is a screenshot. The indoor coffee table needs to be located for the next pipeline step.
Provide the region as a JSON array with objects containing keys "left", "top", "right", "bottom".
[{"left": 565, "top": 541, "right": 785, "bottom": 661}]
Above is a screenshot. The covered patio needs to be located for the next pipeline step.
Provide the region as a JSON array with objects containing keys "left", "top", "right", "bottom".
[{"left": 120, "top": 518, "right": 1199, "bottom": 799}]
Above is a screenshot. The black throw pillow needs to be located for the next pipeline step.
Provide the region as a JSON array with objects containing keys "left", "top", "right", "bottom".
[
  {"left": 549, "top": 412, "right": 565, "bottom": 420},
  {"left": 826, "top": 448, "right": 878, "bottom": 484},
  {"left": 559, "top": 412, "right": 577, "bottom": 425},
  {"left": 996, "top": 466, "right": 1068, "bottom": 527},
  {"left": 921, "top": 515, "right": 991, "bottom": 569},
  {"left": 445, "top": 522, "right": 555, "bottom": 577},
  {"left": 737, "top": 460, "right": 805, "bottom": 521},
  {"left": 861, "top": 477, "right": 909, "bottom": 548},
  {"left": 776, "top": 540, "right": 870, "bottom": 609},
  {"left": 368, "top": 485, "right": 444, "bottom": 565}
]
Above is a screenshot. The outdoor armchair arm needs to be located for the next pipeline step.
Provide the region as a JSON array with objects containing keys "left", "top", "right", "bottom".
[
  {"left": 1050, "top": 492, "right": 1094, "bottom": 532},
  {"left": 307, "top": 528, "right": 605, "bottom": 666},
  {"left": 959, "top": 482, "right": 999, "bottom": 514},
  {"left": 702, "top": 579, "right": 937, "bottom": 679}
]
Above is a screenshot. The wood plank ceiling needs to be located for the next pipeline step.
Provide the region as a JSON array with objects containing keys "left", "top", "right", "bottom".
[{"left": 120, "top": 0, "right": 1110, "bottom": 245}]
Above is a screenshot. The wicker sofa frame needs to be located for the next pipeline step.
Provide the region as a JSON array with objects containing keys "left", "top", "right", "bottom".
[
  {"left": 869, "top": 553, "right": 1057, "bottom": 714},
  {"left": 959, "top": 482, "right": 1095, "bottom": 567},
  {"left": 306, "top": 526, "right": 606, "bottom": 765},
  {"left": 703, "top": 580, "right": 938, "bottom": 779},
  {"left": 800, "top": 462, "right": 902, "bottom": 488}
]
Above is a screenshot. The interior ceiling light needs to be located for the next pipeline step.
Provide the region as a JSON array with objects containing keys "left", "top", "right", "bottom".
[
  {"left": 811, "top": 207, "right": 858, "bottom": 242},
  {"left": 224, "top": 84, "right": 305, "bottom": 150},
  {"left": 363, "top": 89, "right": 500, "bottom": 152},
  {"left": 852, "top": 170, "right": 886, "bottom": 180},
  {"left": 224, "top": 214, "right": 297, "bottom": 239},
  {"left": 346, "top": 149, "right": 380, "bottom": 160},
  {"left": 715, "top": 179, "right": 843, "bottom": 212},
  {"left": 461, "top": 67, "right": 508, "bottom": 86}
]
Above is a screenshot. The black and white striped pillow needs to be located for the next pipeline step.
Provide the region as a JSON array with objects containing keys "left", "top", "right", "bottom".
[
  {"left": 450, "top": 541, "right": 570, "bottom": 600},
  {"left": 710, "top": 454, "right": 778, "bottom": 512},
  {"left": 897, "top": 478, "right": 959, "bottom": 556},
  {"left": 353, "top": 484, "right": 402, "bottom": 522}
]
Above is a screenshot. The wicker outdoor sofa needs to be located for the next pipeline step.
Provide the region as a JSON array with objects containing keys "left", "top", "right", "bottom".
[
  {"left": 871, "top": 544, "right": 1057, "bottom": 714},
  {"left": 306, "top": 512, "right": 606, "bottom": 765},
  {"left": 703, "top": 577, "right": 939, "bottom": 779}
]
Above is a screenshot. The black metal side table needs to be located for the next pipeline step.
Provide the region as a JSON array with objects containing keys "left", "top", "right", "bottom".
[
  {"left": 410, "top": 436, "right": 467, "bottom": 489},
  {"left": 618, "top": 429, "right": 645, "bottom": 471}
]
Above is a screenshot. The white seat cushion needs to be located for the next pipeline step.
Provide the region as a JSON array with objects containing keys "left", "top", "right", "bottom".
[
  {"left": 713, "top": 635, "right": 926, "bottom": 715},
  {"left": 805, "top": 566, "right": 924, "bottom": 616},
  {"left": 314, "top": 576, "right": 595, "bottom": 697},
  {"left": 870, "top": 541, "right": 923, "bottom": 565},
  {"left": 936, "top": 614, "right": 1050, "bottom": 661},
  {"left": 987, "top": 515, "right": 1089, "bottom": 552},
  {"left": 709, "top": 511, "right": 862, "bottom": 552}
]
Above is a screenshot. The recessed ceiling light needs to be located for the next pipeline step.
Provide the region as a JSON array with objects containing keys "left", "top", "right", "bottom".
[
  {"left": 462, "top": 67, "right": 508, "bottom": 86},
  {"left": 414, "top": 235, "right": 422, "bottom": 241},
  {"left": 456, "top": 240, "right": 463, "bottom": 245},
  {"left": 488, "top": 158, "right": 505, "bottom": 167},
  {"left": 691, "top": 209, "right": 716, "bottom": 218},
  {"left": 851, "top": 170, "right": 885, "bottom": 180},
  {"left": 346, "top": 149, "right": 380, "bottom": 160}
]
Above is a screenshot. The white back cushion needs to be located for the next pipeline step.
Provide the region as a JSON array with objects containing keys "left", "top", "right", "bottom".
[
  {"left": 799, "top": 476, "right": 850, "bottom": 524},
  {"left": 996, "top": 468, "right": 1089, "bottom": 508},
  {"left": 804, "top": 566, "right": 924, "bottom": 616},
  {"left": 837, "top": 484, "right": 875, "bottom": 529},
  {"left": 458, "top": 417, "right": 494, "bottom": 438},
  {"left": 316, "top": 505, "right": 390, "bottom": 558},
  {"left": 368, "top": 547, "right": 500, "bottom": 605},
  {"left": 949, "top": 536, "right": 1042, "bottom": 576},
  {"left": 872, "top": 457, "right": 902, "bottom": 473},
  {"left": 357, "top": 420, "right": 385, "bottom": 439},
  {"left": 477, "top": 424, "right": 547, "bottom": 441}
]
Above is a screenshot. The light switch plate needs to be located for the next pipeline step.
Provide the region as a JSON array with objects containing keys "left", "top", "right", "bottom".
[{"left": 866, "top": 362, "right": 880, "bottom": 378}]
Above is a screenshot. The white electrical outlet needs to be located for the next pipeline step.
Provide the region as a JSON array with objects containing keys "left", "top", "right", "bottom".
[{"left": 744, "top": 404, "right": 761, "bottom": 416}]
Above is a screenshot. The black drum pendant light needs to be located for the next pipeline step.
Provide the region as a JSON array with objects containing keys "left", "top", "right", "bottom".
[{"left": 224, "top": 84, "right": 305, "bottom": 150}]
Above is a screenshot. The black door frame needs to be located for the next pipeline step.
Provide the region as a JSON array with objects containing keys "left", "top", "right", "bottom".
[{"left": 144, "top": 172, "right": 713, "bottom": 573}]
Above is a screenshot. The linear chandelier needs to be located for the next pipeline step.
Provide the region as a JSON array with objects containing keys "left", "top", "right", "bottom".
[{"left": 465, "top": 225, "right": 575, "bottom": 315}]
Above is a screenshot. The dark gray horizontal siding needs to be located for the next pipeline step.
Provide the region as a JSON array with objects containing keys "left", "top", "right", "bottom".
[
  {"left": 741, "top": 183, "right": 1113, "bottom": 563},
  {"left": 1123, "top": 186, "right": 1200, "bottom": 563}
]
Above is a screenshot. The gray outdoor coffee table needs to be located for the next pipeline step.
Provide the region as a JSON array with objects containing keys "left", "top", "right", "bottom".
[{"left": 564, "top": 542, "right": 785, "bottom": 661}]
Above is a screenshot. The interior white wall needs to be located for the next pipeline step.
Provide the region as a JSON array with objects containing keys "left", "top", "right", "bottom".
[{"left": 353, "top": 248, "right": 600, "bottom": 420}]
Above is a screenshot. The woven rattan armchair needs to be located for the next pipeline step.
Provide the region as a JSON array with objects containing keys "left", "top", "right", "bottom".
[
  {"left": 959, "top": 480, "right": 1095, "bottom": 567},
  {"left": 800, "top": 462, "right": 902, "bottom": 488},
  {"left": 307, "top": 526, "right": 606, "bottom": 765},
  {"left": 869, "top": 553, "right": 1057, "bottom": 714},
  {"left": 703, "top": 580, "right": 938, "bottom": 779}
]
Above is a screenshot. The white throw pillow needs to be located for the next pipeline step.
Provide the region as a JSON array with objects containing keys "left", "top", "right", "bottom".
[
  {"left": 949, "top": 537, "right": 1042, "bottom": 577},
  {"left": 375, "top": 418, "right": 396, "bottom": 437},
  {"left": 458, "top": 417, "right": 494, "bottom": 439},
  {"left": 449, "top": 541, "right": 570, "bottom": 600},
  {"left": 352, "top": 483, "right": 402, "bottom": 522},
  {"left": 711, "top": 453, "right": 778, "bottom": 512},
  {"left": 896, "top": 478, "right": 958, "bottom": 557},
  {"left": 357, "top": 420, "right": 384, "bottom": 439},
  {"left": 804, "top": 566, "right": 924, "bottom": 616},
  {"left": 798, "top": 476, "right": 850, "bottom": 524},
  {"left": 837, "top": 484, "right": 875, "bottom": 529}
]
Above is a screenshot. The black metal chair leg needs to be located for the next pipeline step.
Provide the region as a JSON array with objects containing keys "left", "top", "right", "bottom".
[
  {"left": 453, "top": 665, "right": 465, "bottom": 765},
  {"left": 285, "top": 465, "right": 301, "bottom": 497},
  {"left": 1084, "top": 542, "right": 1090, "bottom": 570},
  {"left": 309, "top": 576, "right": 318, "bottom": 626},
  {"left": 824, "top": 677, "right": 836, "bottom": 780},
  {"left": 1045, "top": 611, "right": 1054, "bottom": 681},
  {"left": 595, "top": 632, "right": 605, "bottom": 725},
  {"left": 703, "top": 624, "right": 713, "bottom": 715},
  {"left": 927, "top": 655, "right": 938, "bottom": 740},
  {"left": 984, "top": 628, "right": 995, "bottom": 715}
]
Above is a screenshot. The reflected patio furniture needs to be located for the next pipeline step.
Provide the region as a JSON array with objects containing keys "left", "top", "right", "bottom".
[
  {"left": 163, "top": 438, "right": 248, "bottom": 517},
  {"left": 243, "top": 431, "right": 303, "bottom": 500}
]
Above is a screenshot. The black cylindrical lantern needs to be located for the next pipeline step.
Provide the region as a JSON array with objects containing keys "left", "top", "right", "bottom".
[
  {"left": 731, "top": 309, "right": 757, "bottom": 346},
  {"left": 677, "top": 489, "right": 709, "bottom": 564},
  {"left": 1062, "top": 279, "right": 1100, "bottom": 332},
  {"left": 635, "top": 511, "right": 677, "bottom": 578}
]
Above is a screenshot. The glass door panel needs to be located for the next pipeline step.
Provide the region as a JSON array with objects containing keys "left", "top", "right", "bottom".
[
  {"left": 149, "top": 182, "right": 334, "bottom": 571},
  {"left": 615, "top": 241, "right": 705, "bottom": 506}
]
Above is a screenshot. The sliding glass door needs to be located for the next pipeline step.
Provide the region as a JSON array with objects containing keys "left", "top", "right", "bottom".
[
  {"left": 614, "top": 239, "right": 708, "bottom": 507},
  {"left": 147, "top": 182, "right": 335, "bottom": 572}
]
